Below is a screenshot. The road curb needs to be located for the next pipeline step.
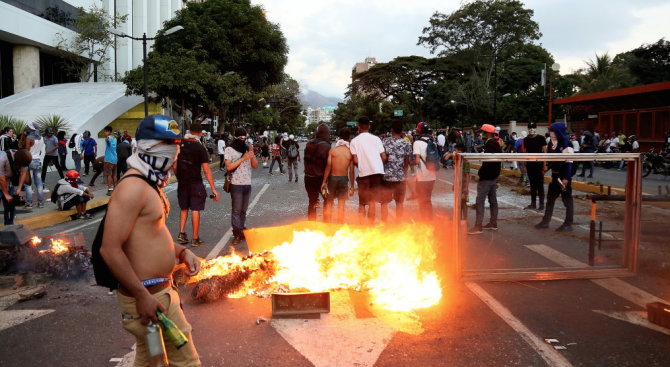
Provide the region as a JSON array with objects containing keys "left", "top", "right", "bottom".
[{"left": 3, "top": 160, "right": 222, "bottom": 230}]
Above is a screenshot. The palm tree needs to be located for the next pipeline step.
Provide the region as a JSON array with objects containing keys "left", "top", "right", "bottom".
[{"left": 576, "top": 52, "right": 633, "bottom": 94}]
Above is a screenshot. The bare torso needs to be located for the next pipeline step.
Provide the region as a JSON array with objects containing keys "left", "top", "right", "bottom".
[
  {"left": 115, "top": 169, "right": 176, "bottom": 280},
  {"left": 329, "top": 146, "right": 352, "bottom": 176}
]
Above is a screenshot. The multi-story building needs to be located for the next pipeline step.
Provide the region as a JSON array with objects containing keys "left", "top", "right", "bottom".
[
  {"left": 0, "top": 0, "right": 184, "bottom": 165},
  {"left": 305, "top": 106, "right": 333, "bottom": 125},
  {"left": 351, "top": 56, "right": 378, "bottom": 96}
]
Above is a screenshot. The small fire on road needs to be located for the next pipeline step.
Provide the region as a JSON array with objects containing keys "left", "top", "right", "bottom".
[{"left": 185, "top": 223, "right": 443, "bottom": 312}]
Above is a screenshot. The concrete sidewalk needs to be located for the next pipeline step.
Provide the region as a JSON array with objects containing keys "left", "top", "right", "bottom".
[{"left": 1, "top": 157, "right": 225, "bottom": 230}]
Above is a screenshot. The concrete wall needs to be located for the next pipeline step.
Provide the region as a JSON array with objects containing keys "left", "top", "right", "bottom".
[{"left": 12, "top": 45, "right": 40, "bottom": 93}]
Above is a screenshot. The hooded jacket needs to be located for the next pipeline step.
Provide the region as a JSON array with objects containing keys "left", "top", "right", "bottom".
[
  {"left": 581, "top": 130, "right": 596, "bottom": 153},
  {"left": 548, "top": 122, "right": 573, "bottom": 180},
  {"left": 304, "top": 123, "right": 331, "bottom": 176}
]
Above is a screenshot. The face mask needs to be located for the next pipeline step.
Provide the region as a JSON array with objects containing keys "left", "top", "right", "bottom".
[{"left": 529, "top": 128, "right": 536, "bottom": 135}]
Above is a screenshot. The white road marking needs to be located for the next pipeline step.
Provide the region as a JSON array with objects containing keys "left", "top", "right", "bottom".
[
  {"left": 526, "top": 245, "right": 668, "bottom": 307},
  {"left": 593, "top": 310, "right": 670, "bottom": 336},
  {"left": 0, "top": 309, "right": 55, "bottom": 333},
  {"left": 466, "top": 283, "right": 574, "bottom": 367},
  {"left": 271, "top": 290, "right": 396, "bottom": 367},
  {"left": 206, "top": 183, "right": 270, "bottom": 260},
  {"left": 62, "top": 217, "right": 103, "bottom": 232}
]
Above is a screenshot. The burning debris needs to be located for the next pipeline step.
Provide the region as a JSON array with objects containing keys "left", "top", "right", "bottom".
[
  {"left": 178, "top": 223, "right": 443, "bottom": 312},
  {"left": 18, "top": 236, "right": 91, "bottom": 279}
]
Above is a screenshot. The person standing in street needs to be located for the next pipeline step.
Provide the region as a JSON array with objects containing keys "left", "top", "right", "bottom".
[
  {"left": 321, "top": 128, "right": 354, "bottom": 224},
  {"left": 57, "top": 131, "right": 69, "bottom": 170},
  {"left": 304, "top": 123, "right": 331, "bottom": 221},
  {"left": 41, "top": 127, "right": 65, "bottom": 182},
  {"left": 81, "top": 131, "right": 97, "bottom": 176},
  {"left": 225, "top": 127, "right": 258, "bottom": 246},
  {"left": 217, "top": 134, "right": 226, "bottom": 171},
  {"left": 350, "top": 116, "right": 387, "bottom": 224},
  {"left": 286, "top": 134, "right": 301, "bottom": 182},
  {"left": 0, "top": 127, "right": 17, "bottom": 151},
  {"left": 100, "top": 114, "right": 202, "bottom": 367},
  {"left": 23, "top": 123, "right": 45, "bottom": 208},
  {"left": 578, "top": 130, "right": 596, "bottom": 178},
  {"left": 513, "top": 131, "right": 528, "bottom": 185},
  {"left": 0, "top": 149, "right": 31, "bottom": 225},
  {"left": 523, "top": 122, "right": 547, "bottom": 211},
  {"left": 437, "top": 132, "right": 446, "bottom": 158},
  {"left": 70, "top": 131, "right": 82, "bottom": 175},
  {"left": 468, "top": 124, "right": 502, "bottom": 235},
  {"left": 115, "top": 131, "right": 133, "bottom": 181},
  {"left": 412, "top": 122, "right": 438, "bottom": 221},
  {"left": 535, "top": 122, "right": 574, "bottom": 232},
  {"left": 103, "top": 126, "right": 118, "bottom": 196},
  {"left": 268, "top": 135, "right": 284, "bottom": 175},
  {"left": 175, "top": 123, "right": 220, "bottom": 247},
  {"left": 380, "top": 120, "right": 411, "bottom": 223}
]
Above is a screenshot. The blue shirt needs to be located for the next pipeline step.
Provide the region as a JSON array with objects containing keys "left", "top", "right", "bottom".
[
  {"left": 514, "top": 138, "right": 524, "bottom": 151},
  {"left": 81, "top": 138, "right": 97, "bottom": 155},
  {"left": 105, "top": 136, "right": 117, "bottom": 163}
]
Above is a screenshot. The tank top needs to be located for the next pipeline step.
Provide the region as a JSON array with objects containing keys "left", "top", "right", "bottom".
[{"left": 29, "top": 138, "right": 44, "bottom": 158}]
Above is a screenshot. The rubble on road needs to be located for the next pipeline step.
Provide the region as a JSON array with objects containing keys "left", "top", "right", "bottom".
[{"left": 18, "top": 286, "right": 47, "bottom": 302}]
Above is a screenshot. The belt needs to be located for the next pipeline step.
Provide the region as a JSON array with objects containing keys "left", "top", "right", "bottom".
[{"left": 118, "top": 279, "right": 171, "bottom": 297}]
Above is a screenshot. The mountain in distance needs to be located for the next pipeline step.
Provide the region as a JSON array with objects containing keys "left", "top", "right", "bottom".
[{"left": 299, "top": 90, "right": 343, "bottom": 107}]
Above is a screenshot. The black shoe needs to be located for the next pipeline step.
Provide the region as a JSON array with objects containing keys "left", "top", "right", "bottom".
[
  {"left": 587, "top": 175, "right": 593, "bottom": 179},
  {"left": 482, "top": 223, "right": 497, "bottom": 231},
  {"left": 555, "top": 224, "right": 573, "bottom": 232},
  {"left": 232, "top": 235, "right": 241, "bottom": 245},
  {"left": 535, "top": 222, "right": 549, "bottom": 229},
  {"left": 177, "top": 232, "right": 189, "bottom": 244},
  {"left": 524, "top": 204, "right": 536, "bottom": 210},
  {"left": 577, "top": 174, "right": 585, "bottom": 177},
  {"left": 295, "top": 178, "right": 298, "bottom": 182},
  {"left": 467, "top": 226, "right": 483, "bottom": 235},
  {"left": 537, "top": 206, "right": 545, "bottom": 211}
]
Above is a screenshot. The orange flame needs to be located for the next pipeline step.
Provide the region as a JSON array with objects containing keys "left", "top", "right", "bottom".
[
  {"left": 270, "top": 223, "right": 442, "bottom": 312},
  {"left": 30, "top": 236, "right": 42, "bottom": 247},
  {"left": 38, "top": 239, "right": 69, "bottom": 255}
]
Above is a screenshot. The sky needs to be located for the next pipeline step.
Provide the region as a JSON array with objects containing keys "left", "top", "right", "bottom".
[{"left": 254, "top": 0, "right": 670, "bottom": 100}]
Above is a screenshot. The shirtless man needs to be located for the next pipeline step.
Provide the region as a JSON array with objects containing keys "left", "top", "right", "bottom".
[
  {"left": 100, "top": 115, "right": 202, "bottom": 367},
  {"left": 321, "top": 128, "right": 355, "bottom": 223}
]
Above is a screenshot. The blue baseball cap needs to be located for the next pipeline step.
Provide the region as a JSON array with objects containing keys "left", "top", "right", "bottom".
[{"left": 135, "top": 114, "right": 181, "bottom": 141}]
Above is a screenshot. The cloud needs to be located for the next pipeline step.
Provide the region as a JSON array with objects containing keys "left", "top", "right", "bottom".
[{"left": 254, "top": 0, "right": 669, "bottom": 99}]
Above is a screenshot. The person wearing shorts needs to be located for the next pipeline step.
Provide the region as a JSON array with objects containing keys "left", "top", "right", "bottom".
[
  {"left": 321, "top": 128, "right": 354, "bottom": 223},
  {"left": 103, "top": 126, "right": 118, "bottom": 196},
  {"left": 380, "top": 120, "right": 411, "bottom": 223},
  {"left": 350, "top": 117, "right": 386, "bottom": 224}
]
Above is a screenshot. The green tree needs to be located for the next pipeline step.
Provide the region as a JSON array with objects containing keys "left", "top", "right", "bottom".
[
  {"left": 615, "top": 38, "right": 670, "bottom": 85},
  {"left": 56, "top": 4, "right": 127, "bottom": 81},
  {"left": 576, "top": 52, "right": 633, "bottom": 94}
]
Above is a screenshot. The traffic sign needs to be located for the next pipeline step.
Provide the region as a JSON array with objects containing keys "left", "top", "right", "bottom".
[
  {"left": 394, "top": 110, "right": 403, "bottom": 116},
  {"left": 346, "top": 121, "right": 357, "bottom": 126}
]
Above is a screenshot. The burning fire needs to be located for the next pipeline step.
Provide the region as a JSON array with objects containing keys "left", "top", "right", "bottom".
[
  {"left": 30, "top": 236, "right": 42, "bottom": 247},
  {"left": 38, "top": 239, "right": 69, "bottom": 255},
  {"left": 191, "top": 223, "right": 443, "bottom": 312},
  {"left": 270, "top": 224, "right": 442, "bottom": 312}
]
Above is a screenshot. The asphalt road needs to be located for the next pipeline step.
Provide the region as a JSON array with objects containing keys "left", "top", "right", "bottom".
[{"left": 1, "top": 146, "right": 669, "bottom": 367}]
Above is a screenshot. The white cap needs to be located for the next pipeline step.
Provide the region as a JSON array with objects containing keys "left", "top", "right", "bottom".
[
  {"left": 495, "top": 126, "right": 501, "bottom": 132},
  {"left": 289, "top": 134, "right": 294, "bottom": 140}
]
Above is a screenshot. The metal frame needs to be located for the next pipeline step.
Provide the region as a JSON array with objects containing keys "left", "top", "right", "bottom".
[{"left": 453, "top": 153, "right": 642, "bottom": 282}]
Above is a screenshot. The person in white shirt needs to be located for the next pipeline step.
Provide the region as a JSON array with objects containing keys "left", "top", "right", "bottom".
[
  {"left": 56, "top": 170, "right": 94, "bottom": 219},
  {"left": 217, "top": 134, "right": 226, "bottom": 171},
  {"left": 437, "top": 132, "right": 446, "bottom": 157},
  {"left": 349, "top": 116, "right": 387, "bottom": 224},
  {"left": 609, "top": 133, "right": 619, "bottom": 152},
  {"left": 412, "top": 122, "right": 437, "bottom": 221},
  {"left": 71, "top": 132, "right": 83, "bottom": 175}
]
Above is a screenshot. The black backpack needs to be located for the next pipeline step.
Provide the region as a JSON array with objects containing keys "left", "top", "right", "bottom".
[
  {"left": 68, "top": 133, "right": 77, "bottom": 149},
  {"left": 304, "top": 139, "right": 328, "bottom": 162},
  {"left": 91, "top": 174, "right": 160, "bottom": 290}
]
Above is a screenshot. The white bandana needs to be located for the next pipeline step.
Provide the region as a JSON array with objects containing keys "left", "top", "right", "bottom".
[
  {"left": 336, "top": 139, "right": 350, "bottom": 148},
  {"left": 126, "top": 139, "right": 178, "bottom": 188}
]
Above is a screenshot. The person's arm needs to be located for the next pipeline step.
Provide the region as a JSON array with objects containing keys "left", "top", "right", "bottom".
[
  {"left": 403, "top": 155, "right": 409, "bottom": 178},
  {"left": 201, "top": 162, "right": 219, "bottom": 201},
  {"left": 321, "top": 151, "right": 333, "bottom": 191},
  {"left": 224, "top": 150, "right": 250, "bottom": 171},
  {"left": 16, "top": 170, "right": 26, "bottom": 198},
  {"left": 381, "top": 151, "right": 387, "bottom": 164},
  {"left": 94, "top": 143, "right": 97, "bottom": 156},
  {"left": 249, "top": 142, "right": 258, "bottom": 169},
  {"left": 348, "top": 157, "right": 355, "bottom": 196},
  {"left": 352, "top": 154, "right": 358, "bottom": 167},
  {"left": 99, "top": 182, "right": 165, "bottom": 325},
  {"left": 0, "top": 177, "right": 10, "bottom": 202}
]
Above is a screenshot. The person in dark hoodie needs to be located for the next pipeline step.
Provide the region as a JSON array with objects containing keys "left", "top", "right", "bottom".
[
  {"left": 577, "top": 130, "right": 596, "bottom": 178},
  {"left": 535, "top": 122, "right": 574, "bottom": 231},
  {"left": 468, "top": 124, "right": 502, "bottom": 235},
  {"left": 303, "top": 123, "right": 331, "bottom": 221},
  {"left": 523, "top": 122, "right": 547, "bottom": 210}
]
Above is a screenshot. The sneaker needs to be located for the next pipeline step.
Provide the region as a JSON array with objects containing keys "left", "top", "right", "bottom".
[
  {"left": 524, "top": 204, "right": 536, "bottom": 210},
  {"left": 482, "top": 223, "right": 497, "bottom": 231},
  {"left": 88, "top": 182, "right": 94, "bottom": 187},
  {"left": 83, "top": 213, "right": 92, "bottom": 219},
  {"left": 78, "top": 214, "right": 85, "bottom": 220},
  {"left": 280, "top": 171, "right": 285, "bottom": 175},
  {"left": 295, "top": 178, "right": 298, "bottom": 182},
  {"left": 177, "top": 232, "right": 189, "bottom": 244},
  {"left": 467, "top": 226, "right": 483, "bottom": 235},
  {"left": 191, "top": 238, "right": 204, "bottom": 247},
  {"left": 587, "top": 175, "right": 593, "bottom": 179},
  {"left": 37, "top": 201, "right": 44, "bottom": 208},
  {"left": 43, "top": 188, "right": 50, "bottom": 193},
  {"left": 555, "top": 224, "right": 573, "bottom": 232},
  {"left": 538, "top": 206, "right": 545, "bottom": 211},
  {"left": 83, "top": 173, "right": 89, "bottom": 177},
  {"left": 24, "top": 203, "right": 33, "bottom": 210},
  {"left": 106, "top": 190, "right": 113, "bottom": 196},
  {"left": 269, "top": 172, "right": 274, "bottom": 176},
  {"left": 535, "top": 222, "right": 549, "bottom": 229},
  {"left": 232, "top": 235, "right": 241, "bottom": 246}
]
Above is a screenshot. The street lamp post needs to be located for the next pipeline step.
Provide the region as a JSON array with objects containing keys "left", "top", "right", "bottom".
[
  {"left": 107, "top": 25, "right": 184, "bottom": 117},
  {"left": 548, "top": 63, "right": 560, "bottom": 125}
]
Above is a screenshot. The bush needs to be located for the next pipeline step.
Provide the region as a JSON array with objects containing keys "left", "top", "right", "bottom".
[
  {"left": 0, "top": 115, "right": 27, "bottom": 134},
  {"left": 35, "top": 114, "right": 71, "bottom": 135}
]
